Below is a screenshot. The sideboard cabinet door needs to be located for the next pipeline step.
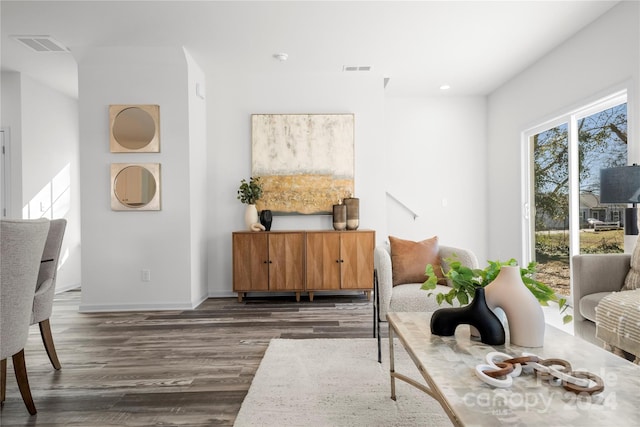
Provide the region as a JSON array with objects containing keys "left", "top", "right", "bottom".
[
  {"left": 232, "top": 233, "right": 269, "bottom": 299},
  {"left": 305, "top": 232, "right": 341, "bottom": 292},
  {"left": 340, "top": 231, "right": 374, "bottom": 290},
  {"left": 232, "top": 231, "right": 305, "bottom": 302},
  {"left": 267, "top": 232, "right": 305, "bottom": 293}
]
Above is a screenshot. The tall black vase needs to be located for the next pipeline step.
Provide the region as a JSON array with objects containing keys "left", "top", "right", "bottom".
[
  {"left": 430, "top": 287, "right": 505, "bottom": 345},
  {"left": 259, "top": 210, "right": 273, "bottom": 231}
]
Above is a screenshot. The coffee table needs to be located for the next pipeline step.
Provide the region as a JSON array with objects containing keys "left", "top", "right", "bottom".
[{"left": 387, "top": 311, "right": 640, "bottom": 426}]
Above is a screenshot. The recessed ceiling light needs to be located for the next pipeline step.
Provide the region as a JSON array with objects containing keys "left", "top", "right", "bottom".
[
  {"left": 273, "top": 53, "right": 288, "bottom": 62},
  {"left": 440, "top": 84, "right": 451, "bottom": 91}
]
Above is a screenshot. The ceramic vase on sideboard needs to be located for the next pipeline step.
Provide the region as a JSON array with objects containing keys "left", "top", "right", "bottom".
[
  {"left": 333, "top": 204, "right": 347, "bottom": 231},
  {"left": 244, "top": 204, "right": 259, "bottom": 230},
  {"left": 259, "top": 209, "right": 273, "bottom": 231},
  {"left": 344, "top": 197, "right": 359, "bottom": 230},
  {"left": 484, "top": 265, "right": 545, "bottom": 347}
]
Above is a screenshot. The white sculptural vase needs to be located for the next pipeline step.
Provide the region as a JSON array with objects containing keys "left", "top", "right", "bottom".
[
  {"left": 244, "top": 204, "right": 259, "bottom": 230},
  {"left": 484, "top": 265, "right": 545, "bottom": 347}
]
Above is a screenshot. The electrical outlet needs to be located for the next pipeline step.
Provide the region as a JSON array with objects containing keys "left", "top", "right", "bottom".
[{"left": 141, "top": 269, "right": 151, "bottom": 282}]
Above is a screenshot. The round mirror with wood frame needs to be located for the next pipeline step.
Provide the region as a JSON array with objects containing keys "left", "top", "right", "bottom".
[
  {"left": 111, "top": 163, "right": 161, "bottom": 211},
  {"left": 110, "top": 105, "right": 160, "bottom": 152}
]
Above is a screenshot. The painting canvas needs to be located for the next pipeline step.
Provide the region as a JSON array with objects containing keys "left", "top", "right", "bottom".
[{"left": 251, "top": 114, "right": 355, "bottom": 215}]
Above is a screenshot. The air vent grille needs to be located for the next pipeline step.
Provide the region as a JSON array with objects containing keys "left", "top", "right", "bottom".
[
  {"left": 12, "top": 35, "right": 69, "bottom": 53},
  {"left": 343, "top": 65, "right": 372, "bottom": 72}
]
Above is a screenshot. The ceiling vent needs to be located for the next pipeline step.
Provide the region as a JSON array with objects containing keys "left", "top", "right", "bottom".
[
  {"left": 12, "top": 35, "right": 69, "bottom": 53},
  {"left": 343, "top": 65, "right": 372, "bottom": 72}
]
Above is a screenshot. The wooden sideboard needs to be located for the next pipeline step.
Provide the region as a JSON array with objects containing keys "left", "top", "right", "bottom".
[{"left": 232, "top": 230, "right": 375, "bottom": 302}]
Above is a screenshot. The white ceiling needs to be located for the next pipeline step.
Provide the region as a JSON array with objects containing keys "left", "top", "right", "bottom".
[{"left": 0, "top": 1, "right": 619, "bottom": 99}]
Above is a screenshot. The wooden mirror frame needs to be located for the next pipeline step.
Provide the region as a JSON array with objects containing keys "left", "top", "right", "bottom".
[
  {"left": 109, "top": 105, "right": 160, "bottom": 153},
  {"left": 110, "top": 163, "right": 161, "bottom": 211}
]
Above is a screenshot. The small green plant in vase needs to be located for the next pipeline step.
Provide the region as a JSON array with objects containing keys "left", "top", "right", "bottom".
[
  {"left": 237, "top": 177, "right": 263, "bottom": 230},
  {"left": 237, "top": 176, "right": 263, "bottom": 205},
  {"left": 422, "top": 257, "right": 572, "bottom": 324}
]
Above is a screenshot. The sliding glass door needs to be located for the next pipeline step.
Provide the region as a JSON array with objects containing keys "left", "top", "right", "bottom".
[
  {"left": 530, "top": 123, "right": 571, "bottom": 296},
  {"left": 525, "top": 92, "right": 627, "bottom": 298}
]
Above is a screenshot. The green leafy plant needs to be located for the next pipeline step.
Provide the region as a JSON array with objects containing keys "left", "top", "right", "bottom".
[
  {"left": 237, "top": 177, "right": 263, "bottom": 205},
  {"left": 422, "top": 256, "right": 572, "bottom": 324}
]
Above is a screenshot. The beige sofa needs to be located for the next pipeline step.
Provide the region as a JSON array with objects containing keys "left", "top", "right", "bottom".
[{"left": 572, "top": 251, "right": 640, "bottom": 363}]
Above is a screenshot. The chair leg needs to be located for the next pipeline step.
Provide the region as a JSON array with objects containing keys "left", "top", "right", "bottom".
[
  {"left": 39, "top": 319, "right": 61, "bottom": 370},
  {"left": 12, "top": 350, "right": 37, "bottom": 415},
  {"left": 1, "top": 358, "right": 6, "bottom": 403},
  {"left": 374, "top": 269, "right": 382, "bottom": 364},
  {"left": 373, "top": 269, "right": 377, "bottom": 339},
  {"left": 377, "top": 321, "right": 382, "bottom": 364}
]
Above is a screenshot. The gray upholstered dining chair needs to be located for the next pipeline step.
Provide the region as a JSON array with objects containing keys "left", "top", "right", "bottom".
[
  {"left": 1, "top": 218, "right": 50, "bottom": 415},
  {"left": 31, "top": 218, "right": 67, "bottom": 370}
]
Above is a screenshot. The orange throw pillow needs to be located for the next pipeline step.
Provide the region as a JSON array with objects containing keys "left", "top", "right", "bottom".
[{"left": 389, "top": 235, "right": 444, "bottom": 286}]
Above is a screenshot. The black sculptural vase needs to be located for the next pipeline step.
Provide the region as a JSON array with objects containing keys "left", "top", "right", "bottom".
[
  {"left": 430, "top": 287, "right": 505, "bottom": 345},
  {"left": 259, "top": 210, "right": 273, "bottom": 231}
]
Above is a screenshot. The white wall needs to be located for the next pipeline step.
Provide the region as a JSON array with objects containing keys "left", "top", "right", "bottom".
[
  {"left": 384, "top": 96, "right": 488, "bottom": 262},
  {"left": 487, "top": 1, "right": 640, "bottom": 263},
  {"left": 206, "top": 70, "right": 386, "bottom": 297},
  {"left": 1, "top": 71, "right": 82, "bottom": 291},
  {"left": 185, "top": 50, "right": 209, "bottom": 305},
  {"left": 77, "top": 47, "right": 207, "bottom": 311},
  {"left": 1, "top": 72, "right": 23, "bottom": 218}
]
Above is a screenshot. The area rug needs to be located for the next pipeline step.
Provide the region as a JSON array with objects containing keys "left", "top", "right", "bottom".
[{"left": 233, "top": 338, "right": 450, "bottom": 427}]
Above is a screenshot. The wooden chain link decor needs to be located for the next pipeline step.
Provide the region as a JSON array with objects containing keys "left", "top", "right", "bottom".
[{"left": 475, "top": 351, "right": 604, "bottom": 395}]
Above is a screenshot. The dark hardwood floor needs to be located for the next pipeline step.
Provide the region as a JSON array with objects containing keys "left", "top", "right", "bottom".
[{"left": 0, "top": 290, "right": 379, "bottom": 426}]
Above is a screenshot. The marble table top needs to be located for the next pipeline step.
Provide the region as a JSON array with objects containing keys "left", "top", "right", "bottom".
[{"left": 387, "top": 311, "right": 640, "bottom": 427}]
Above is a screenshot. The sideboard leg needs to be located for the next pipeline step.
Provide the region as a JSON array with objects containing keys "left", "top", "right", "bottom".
[
  {"left": 295, "top": 292, "right": 301, "bottom": 302},
  {"left": 309, "top": 291, "right": 314, "bottom": 302},
  {"left": 237, "top": 293, "right": 244, "bottom": 303}
]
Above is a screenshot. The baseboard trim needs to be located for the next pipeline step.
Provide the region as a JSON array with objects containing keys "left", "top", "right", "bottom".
[
  {"left": 56, "top": 283, "right": 81, "bottom": 294},
  {"left": 79, "top": 301, "right": 198, "bottom": 313},
  {"left": 208, "top": 290, "right": 237, "bottom": 298}
]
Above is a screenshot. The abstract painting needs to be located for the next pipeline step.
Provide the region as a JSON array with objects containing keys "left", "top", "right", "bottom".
[{"left": 251, "top": 114, "right": 354, "bottom": 214}]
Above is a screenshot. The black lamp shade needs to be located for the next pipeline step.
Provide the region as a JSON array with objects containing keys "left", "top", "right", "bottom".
[{"left": 600, "top": 165, "right": 640, "bottom": 204}]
